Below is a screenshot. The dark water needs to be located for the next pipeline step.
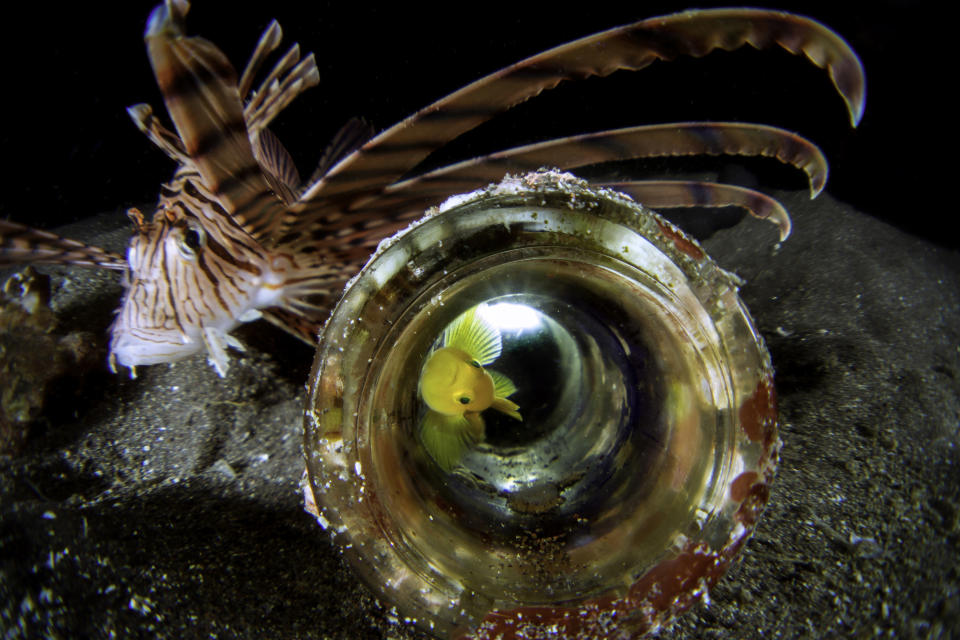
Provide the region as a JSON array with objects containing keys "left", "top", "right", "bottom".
[{"left": 0, "top": 2, "right": 941, "bottom": 247}]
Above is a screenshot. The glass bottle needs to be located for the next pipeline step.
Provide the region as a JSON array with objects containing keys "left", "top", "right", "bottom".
[{"left": 303, "top": 171, "right": 779, "bottom": 639}]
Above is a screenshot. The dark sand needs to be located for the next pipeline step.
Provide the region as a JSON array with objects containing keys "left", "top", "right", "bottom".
[{"left": 2, "top": 190, "right": 958, "bottom": 638}]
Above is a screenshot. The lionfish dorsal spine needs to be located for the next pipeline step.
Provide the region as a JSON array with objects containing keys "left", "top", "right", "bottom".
[
  {"left": 244, "top": 48, "right": 318, "bottom": 137},
  {"left": 238, "top": 19, "right": 283, "bottom": 100},
  {"left": 144, "top": 1, "right": 288, "bottom": 243},
  {"left": 127, "top": 103, "right": 189, "bottom": 165}
]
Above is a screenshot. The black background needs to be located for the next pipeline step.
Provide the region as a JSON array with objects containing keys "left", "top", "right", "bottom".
[{"left": 2, "top": 2, "right": 942, "bottom": 246}]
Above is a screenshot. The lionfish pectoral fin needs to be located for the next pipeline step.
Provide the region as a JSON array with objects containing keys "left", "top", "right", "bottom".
[
  {"left": 145, "top": 1, "right": 287, "bottom": 243},
  {"left": 304, "top": 118, "right": 377, "bottom": 188},
  {"left": 599, "top": 180, "right": 793, "bottom": 242},
  {"left": 108, "top": 351, "right": 138, "bottom": 380},
  {"left": 0, "top": 220, "right": 127, "bottom": 270},
  {"left": 421, "top": 411, "right": 483, "bottom": 471},
  {"left": 200, "top": 327, "right": 245, "bottom": 377},
  {"left": 252, "top": 128, "right": 301, "bottom": 205},
  {"left": 373, "top": 122, "right": 827, "bottom": 207},
  {"left": 284, "top": 10, "right": 860, "bottom": 257},
  {"left": 297, "top": 8, "right": 863, "bottom": 212},
  {"left": 237, "top": 308, "right": 263, "bottom": 323},
  {"left": 259, "top": 308, "right": 321, "bottom": 345}
]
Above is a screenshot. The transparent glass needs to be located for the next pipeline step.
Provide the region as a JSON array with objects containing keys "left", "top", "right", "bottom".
[{"left": 304, "top": 172, "right": 779, "bottom": 638}]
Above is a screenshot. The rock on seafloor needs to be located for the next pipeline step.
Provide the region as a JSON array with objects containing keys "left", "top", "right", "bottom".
[{"left": 1, "top": 191, "right": 958, "bottom": 639}]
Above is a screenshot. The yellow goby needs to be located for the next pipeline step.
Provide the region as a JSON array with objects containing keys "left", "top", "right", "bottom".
[{"left": 418, "top": 306, "right": 521, "bottom": 470}]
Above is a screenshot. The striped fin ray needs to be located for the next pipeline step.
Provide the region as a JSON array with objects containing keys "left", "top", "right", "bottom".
[
  {"left": 600, "top": 180, "right": 793, "bottom": 240},
  {"left": 237, "top": 19, "right": 320, "bottom": 153},
  {"left": 127, "top": 103, "right": 190, "bottom": 165},
  {"left": 293, "top": 122, "right": 825, "bottom": 253},
  {"left": 259, "top": 252, "right": 365, "bottom": 343},
  {"left": 236, "top": 20, "right": 320, "bottom": 207},
  {"left": 238, "top": 20, "right": 283, "bottom": 100},
  {"left": 253, "top": 129, "right": 301, "bottom": 205},
  {"left": 243, "top": 46, "right": 318, "bottom": 137},
  {"left": 0, "top": 220, "right": 127, "bottom": 270},
  {"left": 292, "top": 7, "right": 864, "bottom": 219},
  {"left": 304, "top": 118, "right": 376, "bottom": 191},
  {"left": 260, "top": 308, "right": 320, "bottom": 345},
  {"left": 384, "top": 122, "right": 829, "bottom": 199},
  {"left": 144, "top": 1, "right": 286, "bottom": 243},
  {"left": 258, "top": 256, "right": 371, "bottom": 345},
  {"left": 239, "top": 19, "right": 319, "bottom": 209}
]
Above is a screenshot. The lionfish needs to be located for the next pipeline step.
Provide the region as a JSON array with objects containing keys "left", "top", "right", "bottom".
[{"left": 0, "top": 1, "right": 864, "bottom": 377}]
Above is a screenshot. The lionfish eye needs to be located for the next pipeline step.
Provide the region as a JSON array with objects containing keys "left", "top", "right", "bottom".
[
  {"left": 176, "top": 224, "right": 206, "bottom": 258},
  {"left": 183, "top": 228, "right": 203, "bottom": 251}
]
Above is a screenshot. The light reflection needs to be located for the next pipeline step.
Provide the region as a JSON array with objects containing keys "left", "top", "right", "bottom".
[{"left": 479, "top": 302, "right": 543, "bottom": 333}]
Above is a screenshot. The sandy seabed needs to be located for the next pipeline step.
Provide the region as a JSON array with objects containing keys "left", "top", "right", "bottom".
[{"left": 2, "top": 190, "right": 958, "bottom": 639}]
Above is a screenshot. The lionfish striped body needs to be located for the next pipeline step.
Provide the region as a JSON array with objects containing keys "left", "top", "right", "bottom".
[
  {"left": 0, "top": 1, "right": 864, "bottom": 377},
  {"left": 111, "top": 165, "right": 334, "bottom": 375}
]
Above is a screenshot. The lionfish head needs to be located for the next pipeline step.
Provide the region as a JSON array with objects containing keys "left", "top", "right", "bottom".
[{"left": 108, "top": 206, "right": 255, "bottom": 377}]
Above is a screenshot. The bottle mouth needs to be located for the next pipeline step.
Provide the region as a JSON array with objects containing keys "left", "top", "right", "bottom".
[{"left": 304, "top": 171, "right": 779, "bottom": 638}]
